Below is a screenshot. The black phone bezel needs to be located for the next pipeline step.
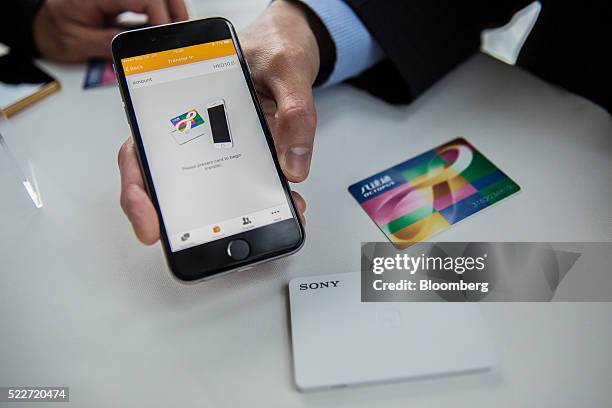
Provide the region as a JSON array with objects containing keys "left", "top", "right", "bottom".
[{"left": 111, "top": 18, "right": 304, "bottom": 282}]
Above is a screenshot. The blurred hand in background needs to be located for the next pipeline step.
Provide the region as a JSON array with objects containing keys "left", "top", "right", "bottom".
[{"left": 34, "top": 0, "right": 189, "bottom": 62}]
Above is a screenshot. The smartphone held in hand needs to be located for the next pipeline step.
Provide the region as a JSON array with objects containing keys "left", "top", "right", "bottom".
[{"left": 112, "top": 18, "right": 304, "bottom": 281}]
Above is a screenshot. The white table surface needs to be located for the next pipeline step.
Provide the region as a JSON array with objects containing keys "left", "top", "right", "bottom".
[{"left": 1, "top": 1, "right": 611, "bottom": 407}]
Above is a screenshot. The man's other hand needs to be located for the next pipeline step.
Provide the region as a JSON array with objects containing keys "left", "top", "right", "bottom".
[{"left": 33, "top": 0, "right": 189, "bottom": 62}]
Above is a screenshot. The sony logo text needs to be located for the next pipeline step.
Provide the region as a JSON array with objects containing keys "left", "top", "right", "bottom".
[{"left": 299, "top": 280, "right": 340, "bottom": 291}]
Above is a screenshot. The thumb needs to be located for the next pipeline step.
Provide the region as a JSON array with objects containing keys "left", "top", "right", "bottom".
[{"left": 267, "top": 76, "right": 317, "bottom": 182}]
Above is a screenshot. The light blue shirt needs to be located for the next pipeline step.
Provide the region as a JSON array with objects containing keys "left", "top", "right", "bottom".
[{"left": 299, "top": 0, "right": 385, "bottom": 87}]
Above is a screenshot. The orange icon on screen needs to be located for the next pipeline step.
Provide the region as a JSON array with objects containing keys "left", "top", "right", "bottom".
[{"left": 212, "top": 226, "right": 221, "bottom": 233}]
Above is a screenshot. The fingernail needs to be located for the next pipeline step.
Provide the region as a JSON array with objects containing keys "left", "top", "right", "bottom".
[{"left": 285, "top": 146, "right": 311, "bottom": 179}]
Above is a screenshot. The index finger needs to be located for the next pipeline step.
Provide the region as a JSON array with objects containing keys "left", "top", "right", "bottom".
[
  {"left": 118, "top": 139, "right": 161, "bottom": 245},
  {"left": 118, "top": 139, "right": 145, "bottom": 189},
  {"left": 166, "top": 0, "right": 189, "bottom": 21},
  {"left": 100, "top": 0, "right": 171, "bottom": 25}
]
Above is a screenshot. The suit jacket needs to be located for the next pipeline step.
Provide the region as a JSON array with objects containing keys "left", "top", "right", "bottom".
[
  {"left": 3, "top": 1, "right": 609, "bottom": 112},
  {"left": 343, "top": 0, "right": 610, "bottom": 112}
]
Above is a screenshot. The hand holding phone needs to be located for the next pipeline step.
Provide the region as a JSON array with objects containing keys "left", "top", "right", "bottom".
[
  {"left": 238, "top": 0, "right": 320, "bottom": 181},
  {"left": 118, "top": 2, "right": 319, "bottom": 244},
  {"left": 114, "top": 16, "right": 308, "bottom": 280}
]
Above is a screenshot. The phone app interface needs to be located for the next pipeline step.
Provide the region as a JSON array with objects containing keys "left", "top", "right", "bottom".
[{"left": 122, "top": 39, "right": 293, "bottom": 251}]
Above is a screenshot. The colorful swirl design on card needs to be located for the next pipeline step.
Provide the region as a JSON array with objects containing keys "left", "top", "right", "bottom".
[
  {"left": 170, "top": 109, "right": 205, "bottom": 133},
  {"left": 348, "top": 138, "right": 520, "bottom": 245}
]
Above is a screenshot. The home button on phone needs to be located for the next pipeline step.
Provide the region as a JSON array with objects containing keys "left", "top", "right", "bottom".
[{"left": 227, "top": 239, "right": 250, "bottom": 260}]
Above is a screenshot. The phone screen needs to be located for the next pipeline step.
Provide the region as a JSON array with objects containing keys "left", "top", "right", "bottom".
[
  {"left": 121, "top": 39, "right": 293, "bottom": 252},
  {"left": 208, "top": 103, "right": 232, "bottom": 144}
]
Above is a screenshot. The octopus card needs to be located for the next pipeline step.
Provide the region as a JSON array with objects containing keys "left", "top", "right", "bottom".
[
  {"left": 83, "top": 60, "right": 116, "bottom": 89},
  {"left": 348, "top": 138, "right": 520, "bottom": 245}
]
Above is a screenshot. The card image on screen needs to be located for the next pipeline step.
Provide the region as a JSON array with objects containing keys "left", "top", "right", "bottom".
[{"left": 207, "top": 101, "right": 233, "bottom": 146}]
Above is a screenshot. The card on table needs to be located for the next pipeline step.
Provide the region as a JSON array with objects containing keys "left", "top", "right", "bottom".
[
  {"left": 348, "top": 138, "right": 520, "bottom": 245},
  {"left": 289, "top": 272, "right": 495, "bottom": 391},
  {"left": 83, "top": 60, "right": 116, "bottom": 89}
]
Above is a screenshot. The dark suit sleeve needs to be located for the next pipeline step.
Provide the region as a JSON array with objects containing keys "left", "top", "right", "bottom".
[
  {"left": 0, "top": 0, "right": 44, "bottom": 55},
  {"left": 343, "top": 0, "right": 533, "bottom": 103}
]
